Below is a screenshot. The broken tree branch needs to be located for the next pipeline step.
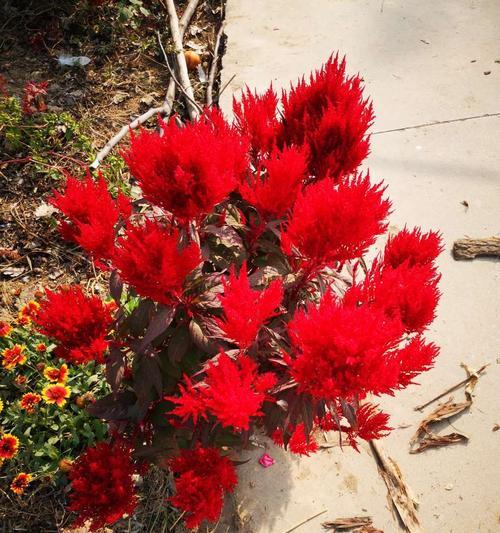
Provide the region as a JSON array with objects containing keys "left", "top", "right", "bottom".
[
  {"left": 453, "top": 236, "right": 500, "bottom": 260},
  {"left": 164, "top": 0, "right": 199, "bottom": 120},
  {"left": 207, "top": 21, "right": 225, "bottom": 105},
  {"left": 90, "top": 0, "right": 200, "bottom": 168}
]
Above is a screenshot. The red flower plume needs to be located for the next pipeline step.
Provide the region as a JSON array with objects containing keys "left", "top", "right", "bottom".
[
  {"left": 124, "top": 108, "right": 248, "bottom": 223},
  {"left": 33, "top": 285, "right": 114, "bottom": 365},
  {"left": 113, "top": 220, "right": 201, "bottom": 306},
  {"left": 217, "top": 262, "right": 283, "bottom": 349}
]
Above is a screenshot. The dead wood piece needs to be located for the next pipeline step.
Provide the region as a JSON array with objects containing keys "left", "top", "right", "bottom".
[
  {"left": 453, "top": 236, "right": 500, "bottom": 260},
  {"left": 369, "top": 441, "right": 423, "bottom": 533}
]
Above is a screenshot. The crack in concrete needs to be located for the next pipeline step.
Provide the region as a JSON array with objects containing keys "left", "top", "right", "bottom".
[{"left": 373, "top": 112, "right": 500, "bottom": 135}]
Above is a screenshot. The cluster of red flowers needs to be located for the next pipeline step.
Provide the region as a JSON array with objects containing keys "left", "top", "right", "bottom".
[
  {"left": 68, "top": 440, "right": 138, "bottom": 532},
  {"left": 169, "top": 446, "right": 237, "bottom": 529},
  {"left": 22, "top": 81, "right": 48, "bottom": 115},
  {"left": 33, "top": 286, "right": 114, "bottom": 364},
  {"left": 46, "top": 55, "right": 442, "bottom": 531}
]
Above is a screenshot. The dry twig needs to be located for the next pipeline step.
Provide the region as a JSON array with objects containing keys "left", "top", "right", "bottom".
[
  {"left": 207, "top": 21, "right": 226, "bottom": 105},
  {"left": 163, "top": 0, "right": 199, "bottom": 120},
  {"left": 281, "top": 509, "right": 328, "bottom": 533}
]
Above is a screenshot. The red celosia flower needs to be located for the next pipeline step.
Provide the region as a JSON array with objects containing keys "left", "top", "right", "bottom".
[
  {"left": 343, "top": 403, "right": 391, "bottom": 451},
  {"left": 282, "top": 173, "right": 390, "bottom": 269},
  {"left": 271, "top": 424, "right": 318, "bottom": 456},
  {"left": 43, "top": 363, "right": 69, "bottom": 383},
  {"left": 288, "top": 292, "right": 402, "bottom": 400},
  {"left": 33, "top": 286, "right": 114, "bottom": 364},
  {"left": 389, "top": 336, "right": 439, "bottom": 388},
  {"left": 0, "top": 321, "right": 12, "bottom": 337},
  {"left": 169, "top": 446, "right": 237, "bottom": 529},
  {"left": 0, "top": 434, "right": 19, "bottom": 459},
  {"left": 165, "top": 374, "right": 207, "bottom": 425},
  {"left": 36, "top": 343, "right": 47, "bottom": 352},
  {"left": 51, "top": 175, "right": 131, "bottom": 267},
  {"left": 124, "top": 108, "right": 248, "bottom": 223},
  {"left": 217, "top": 263, "right": 283, "bottom": 349},
  {"left": 10, "top": 472, "right": 32, "bottom": 495},
  {"left": 288, "top": 423, "right": 318, "bottom": 456},
  {"left": 68, "top": 441, "right": 138, "bottom": 531},
  {"left": 113, "top": 221, "right": 201, "bottom": 306},
  {"left": 20, "top": 393, "right": 42, "bottom": 414},
  {"left": 239, "top": 146, "right": 308, "bottom": 219},
  {"left": 367, "top": 263, "right": 440, "bottom": 333},
  {"left": 2, "top": 345, "right": 27, "bottom": 370},
  {"left": 167, "top": 352, "right": 275, "bottom": 431},
  {"left": 233, "top": 86, "right": 280, "bottom": 158},
  {"left": 22, "top": 81, "right": 48, "bottom": 115},
  {"left": 278, "top": 55, "right": 373, "bottom": 181},
  {"left": 384, "top": 227, "right": 442, "bottom": 269},
  {"left": 42, "top": 384, "right": 71, "bottom": 407}
]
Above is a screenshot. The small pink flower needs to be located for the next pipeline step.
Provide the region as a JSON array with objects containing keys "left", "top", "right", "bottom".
[{"left": 258, "top": 453, "right": 275, "bottom": 468}]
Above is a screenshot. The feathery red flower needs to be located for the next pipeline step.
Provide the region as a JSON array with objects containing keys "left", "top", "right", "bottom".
[
  {"left": 10, "top": 472, "right": 32, "bottom": 495},
  {"left": 124, "top": 108, "right": 247, "bottom": 222},
  {"left": 384, "top": 227, "right": 442, "bottom": 269},
  {"left": 51, "top": 175, "right": 131, "bottom": 267},
  {"left": 169, "top": 446, "right": 237, "bottom": 529},
  {"left": 389, "top": 336, "right": 439, "bottom": 388},
  {"left": 0, "top": 434, "right": 19, "bottom": 459},
  {"left": 233, "top": 86, "right": 279, "bottom": 158},
  {"left": 288, "top": 292, "right": 401, "bottom": 400},
  {"left": 33, "top": 286, "right": 114, "bottom": 364},
  {"left": 279, "top": 55, "right": 373, "bottom": 180},
  {"left": 20, "top": 392, "right": 42, "bottom": 414},
  {"left": 113, "top": 221, "right": 201, "bottom": 306},
  {"left": 167, "top": 352, "right": 275, "bottom": 431},
  {"left": 282, "top": 173, "right": 390, "bottom": 269},
  {"left": 344, "top": 403, "right": 391, "bottom": 450},
  {"left": 68, "top": 441, "right": 138, "bottom": 531},
  {"left": 2, "top": 345, "right": 27, "bottom": 370},
  {"left": 217, "top": 263, "right": 283, "bottom": 349},
  {"left": 22, "top": 81, "right": 48, "bottom": 115},
  {"left": 239, "top": 146, "right": 308, "bottom": 219},
  {"left": 288, "top": 423, "right": 318, "bottom": 456}
]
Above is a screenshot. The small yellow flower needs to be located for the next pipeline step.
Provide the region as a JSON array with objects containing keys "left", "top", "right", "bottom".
[
  {"left": 41, "top": 384, "right": 71, "bottom": 407},
  {"left": 0, "top": 398, "right": 3, "bottom": 413}
]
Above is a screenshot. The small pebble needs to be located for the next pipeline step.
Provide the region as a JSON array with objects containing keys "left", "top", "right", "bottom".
[{"left": 445, "top": 483, "right": 454, "bottom": 491}]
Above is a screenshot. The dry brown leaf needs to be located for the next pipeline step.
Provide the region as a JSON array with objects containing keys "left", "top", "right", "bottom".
[
  {"left": 370, "top": 442, "right": 423, "bottom": 533},
  {"left": 410, "top": 432, "right": 469, "bottom": 453}
]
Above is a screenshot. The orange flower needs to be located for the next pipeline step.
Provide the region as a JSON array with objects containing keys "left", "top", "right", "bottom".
[
  {"left": 10, "top": 472, "right": 32, "bottom": 494},
  {"left": 16, "top": 314, "right": 30, "bottom": 326},
  {"left": 35, "top": 343, "right": 47, "bottom": 352},
  {"left": 0, "top": 434, "right": 19, "bottom": 459},
  {"left": 43, "top": 364, "right": 68, "bottom": 383},
  {"left": 2, "top": 345, "right": 27, "bottom": 370},
  {"left": 20, "top": 393, "right": 42, "bottom": 414},
  {"left": 0, "top": 321, "right": 12, "bottom": 337},
  {"left": 20, "top": 300, "right": 40, "bottom": 319},
  {"left": 41, "top": 384, "right": 71, "bottom": 407}
]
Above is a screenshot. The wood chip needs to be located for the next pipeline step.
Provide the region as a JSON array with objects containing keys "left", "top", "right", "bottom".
[
  {"left": 322, "top": 516, "right": 382, "bottom": 532},
  {"left": 453, "top": 236, "right": 500, "bottom": 259}
]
